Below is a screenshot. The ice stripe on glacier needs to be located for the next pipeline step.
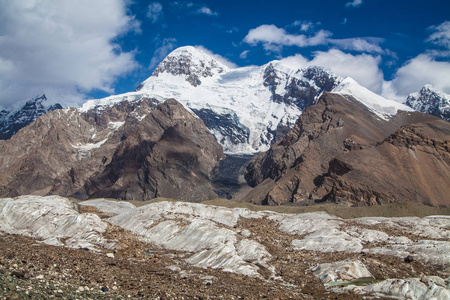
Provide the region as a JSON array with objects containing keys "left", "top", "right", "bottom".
[{"left": 0, "top": 195, "right": 114, "bottom": 250}]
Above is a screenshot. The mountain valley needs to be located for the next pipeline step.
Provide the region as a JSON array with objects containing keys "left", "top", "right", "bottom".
[
  {"left": 1, "top": 46, "right": 448, "bottom": 207},
  {"left": 0, "top": 46, "right": 449, "bottom": 299}
]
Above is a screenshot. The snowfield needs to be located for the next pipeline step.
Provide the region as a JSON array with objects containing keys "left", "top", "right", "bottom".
[{"left": 76, "top": 46, "right": 415, "bottom": 154}]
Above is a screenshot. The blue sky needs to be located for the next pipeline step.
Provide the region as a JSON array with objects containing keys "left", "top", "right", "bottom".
[{"left": 0, "top": 0, "right": 449, "bottom": 109}]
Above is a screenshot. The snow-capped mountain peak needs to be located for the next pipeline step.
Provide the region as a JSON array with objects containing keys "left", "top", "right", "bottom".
[
  {"left": 137, "top": 46, "right": 230, "bottom": 90},
  {"left": 132, "top": 51, "right": 354, "bottom": 153},
  {"left": 334, "top": 77, "right": 414, "bottom": 120},
  {"left": 80, "top": 46, "right": 421, "bottom": 154},
  {"left": 48, "top": 44, "right": 450, "bottom": 155},
  {"left": 406, "top": 85, "right": 450, "bottom": 121},
  {"left": 0, "top": 94, "right": 63, "bottom": 139}
]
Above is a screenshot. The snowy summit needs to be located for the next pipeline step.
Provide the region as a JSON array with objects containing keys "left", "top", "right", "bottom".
[{"left": 78, "top": 46, "right": 414, "bottom": 154}]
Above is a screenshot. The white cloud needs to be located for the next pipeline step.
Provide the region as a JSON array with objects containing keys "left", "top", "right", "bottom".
[
  {"left": 329, "top": 38, "right": 384, "bottom": 53},
  {"left": 384, "top": 23, "right": 450, "bottom": 98},
  {"left": 244, "top": 25, "right": 331, "bottom": 52},
  {"left": 427, "top": 21, "right": 450, "bottom": 48},
  {"left": 345, "top": 0, "right": 363, "bottom": 8},
  {"left": 244, "top": 21, "right": 450, "bottom": 101},
  {"left": 171, "top": 2, "right": 218, "bottom": 17},
  {"left": 240, "top": 50, "right": 250, "bottom": 59},
  {"left": 301, "top": 22, "right": 313, "bottom": 32},
  {"left": 279, "top": 54, "right": 309, "bottom": 70},
  {"left": 380, "top": 81, "right": 404, "bottom": 102},
  {"left": 196, "top": 6, "right": 218, "bottom": 16},
  {"left": 149, "top": 38, "right": 177, "bottom": 70},
  {"left": 390, "top": 54, "right": 450, "bottom": 96},
  {"left": 278, "top": 50, "right": 383, "bottom": 94},
  {"left": 291, "top": 20, "right": 314, "bottom": 32},
  {"left": 0, "top": 0, "right": 139, "bottom": 108},
  {"left": 194, "top": 46, "right": 237, "bottom": 69},
  {"left": 309, "top": 49, "right": 384, "bottom": 93},
  {"left": 147, "top": 2, "right": 163, "bottom": 23},
  {"left": 243, "top": 24, "right": 384, "bottom": 54}
]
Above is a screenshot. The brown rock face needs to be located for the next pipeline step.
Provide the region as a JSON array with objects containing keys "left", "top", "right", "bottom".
[
  {"left": 0, "top": 98, "right": 223, "bottom": 201},
  {"left": 75, "top": 99, "right": 223, "bottom": 201},
  {"left": 243, "top": 92, "right": 450, "bottom": 207}
]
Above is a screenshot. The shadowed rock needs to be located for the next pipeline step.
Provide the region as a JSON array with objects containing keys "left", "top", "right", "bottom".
[
  {"left": 243, "top": 92, "right": 450, "bottom": 207},
  {"left": 0, "top": 98, "right": 223, "bottom": 202}
]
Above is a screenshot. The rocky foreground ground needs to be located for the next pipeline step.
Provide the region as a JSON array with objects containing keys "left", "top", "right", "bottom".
[{"left": 0, "top": 196, "right": 449, "bottom": 299}]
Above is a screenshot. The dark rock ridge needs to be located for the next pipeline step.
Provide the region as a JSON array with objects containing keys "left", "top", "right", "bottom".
[
  {"left": 0, "top": 94, "right": 62, "bottom": 139},
  {"left": 263, "top": 64, "right": 341, "bottom": 111},
  {"left": 0, "top": 98, "right": 223, "bottom": 202},
  {"left": 406, "top": 85, "right": 450, "bottom": 122},
  {"left": 243, "top": 92, "right": 450, "bottom": 207}
]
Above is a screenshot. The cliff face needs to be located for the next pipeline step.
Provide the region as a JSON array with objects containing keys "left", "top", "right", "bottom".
[
  {"left": 0, "top": 98, "right": 223, "bottom": 201},
  {"left": 243, "top": 92, "right": 450, "bottom": 207},
  {"left": 74, "top": 99, "right": 223, "bottom": 201}
]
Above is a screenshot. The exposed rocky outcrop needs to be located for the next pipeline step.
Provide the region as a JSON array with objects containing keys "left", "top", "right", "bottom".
[
  {"left": 75, "top": 99, "right": 223, "bottom": 201},
  {"left": 0, "top": 98, "right": 223, "bottom": 201},
  {"left": 243, "top": 92, "right": 450, "bottom": 207}
]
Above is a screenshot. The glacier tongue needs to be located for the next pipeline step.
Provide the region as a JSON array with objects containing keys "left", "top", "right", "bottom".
[
  {"left": 1, "top": 195, "right": 450, "bottom": 298},
  {"left": 0, "top": 195, "right": 114, "bottom": 250}
]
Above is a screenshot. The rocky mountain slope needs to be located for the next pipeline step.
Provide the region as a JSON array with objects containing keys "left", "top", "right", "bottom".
[
  {"left": 0, "top": 196, "right": 449, "bottom": 298},
  {"left": 0, "top": 45, "right": 448, "bottom": 207},
  {"left": 0, "top": 98, "right": 222, "bottom": 201},
  {"left": 1, "top": 46, "right": 413, "bottom": 155},
  {"left": 93, "top": 46, "right": 411, "bottom": 154},
  {"left": 0, "top": 94, "right": 62, "bottom": 139},
  {"left": 2, "top": 47, "right": 448, "bottom": 155},
  {"left": 243, "top": 92, "right": 450, "bottom": 207},
  {"left": 406, "top": 84, "right": 450, "bottom": 121}
]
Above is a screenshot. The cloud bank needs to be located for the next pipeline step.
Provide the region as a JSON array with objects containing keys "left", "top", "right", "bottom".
[
  {"left": 389, "top": 20, "right": 450, "bottom": 96},
  {"left": 0, "top": 0, "right": 139, "bottom": 109},
  {"left": 244, "top": 24, "right": 384, "bottom": 54},
  {"left": 245, "top": 20, "right": 450, "bottom": 99},
  {"left": 279, "top": 50, "right": 383, "bottom": 94},
  {"left": 391, "top": 54, "right": 450, "bottom": 96}
]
